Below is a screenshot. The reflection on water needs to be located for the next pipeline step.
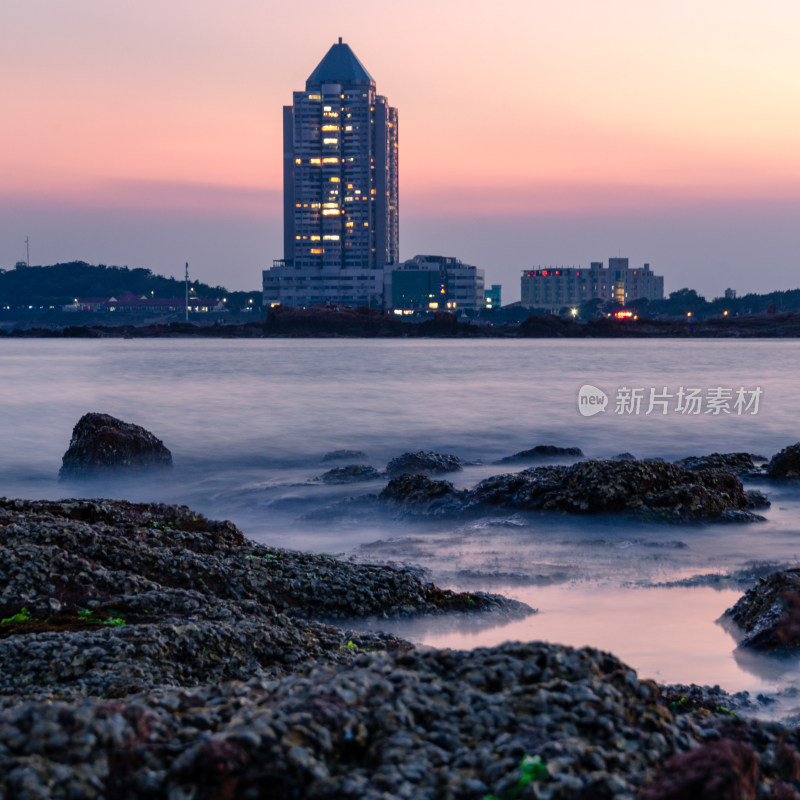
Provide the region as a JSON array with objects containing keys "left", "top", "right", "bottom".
[
  {"left": 2, "top": 338, "right": 800, "bottom": 705},
  {"left": 348, "top": 585, "right": 763, "bottom": 690}
]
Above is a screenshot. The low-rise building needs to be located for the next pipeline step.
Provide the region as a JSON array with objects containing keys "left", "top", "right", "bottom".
[
  {"left": 521, "top": 258, "right": 663, "bottom": 310},
  {"left": 385, "top": 255, "right": 485, "bottom": 313},
  {"left": 262, "top": 260, "right": 384, "bottom": 308}
]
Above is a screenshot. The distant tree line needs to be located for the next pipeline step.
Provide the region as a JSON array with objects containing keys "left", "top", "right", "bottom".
[
  {"left": 0, "top": 261, "right": 261, "bottom": 312},
  {"left": 535, "top": 287, "right": 800, "bottom": 320},
  {"left": 627, "top": 287, "right": 800, "bottom": 318}
]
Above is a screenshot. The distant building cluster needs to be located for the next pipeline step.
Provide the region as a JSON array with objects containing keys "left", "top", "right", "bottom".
[
  {"left": 262, "top": 40, "right": 666, "bottom": 314},
  {"left": 521, "top": 258, "right": 664, "bottom": 310}
]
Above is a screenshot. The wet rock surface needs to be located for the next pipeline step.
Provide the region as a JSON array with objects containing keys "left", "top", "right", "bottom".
[
  {"left": 317, "top": 464, "right": 382, "bottom": 484},
  {"left": 639, "top": 738, "right": 761, "bottom": 800},
  {"left": 724, "top": 569, "right": 800, "bottom": 651},
  {"left": 768, "top": 444, "right": 800, "bottom": 479},
  {"left": 380, "top": 459, "right": 769, "bottom": 522},
  {"left": 59, "top": 412, "right": 172, "bottom": 477},
  {"left": 0, "top": 498, "right": 526, "bottom": 699},
  {"left": 2, "top": 641, "right": 800, "bottom": 799},
  {"left": 385, "top": 450, "right": 462, "bottom": 476},
  {"left": 379, "top": 473, "right": 467, "bottom": 517},
  {"left": 497, "top": 444, "right": 585, "bottom": 464},
  {"left": 675, "top": 452, "right": 764, "bottom": 475}
]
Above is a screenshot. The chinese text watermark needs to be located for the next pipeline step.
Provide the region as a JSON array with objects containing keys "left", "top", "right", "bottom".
[{"left": 578, "top": 384, "right": 763, "bottom": 417}]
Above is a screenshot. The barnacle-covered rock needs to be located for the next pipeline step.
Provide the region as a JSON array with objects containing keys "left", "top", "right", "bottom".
[
  {"left": 723, "top": 569, "right": 800, "bottom": 651},
  {"left": 378, "top": 473, "right": 466, "bottom": 517},
  {"left": 767, "top": 443, "right": 800, "bottom": 479},
  {"left": 675, "top": 452, "right": 763, "bottom": 475},
  {"left": 381, "top": 459, "right": 768, "bottom": 522},
  {"left": 0, "top": 497, "right": 527, "bottom": 698},
  {"left": 385, "top": 450, "right": 462, "bottom": 476}
]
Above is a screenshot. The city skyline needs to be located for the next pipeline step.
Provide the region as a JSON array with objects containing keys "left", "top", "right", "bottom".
[{"left": 2, "top": 1, "right": 799, "bottom": 301}]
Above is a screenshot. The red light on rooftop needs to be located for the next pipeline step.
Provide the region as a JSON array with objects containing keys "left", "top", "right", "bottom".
[{"left": 542, "top": 270, "right": 547, "bottom": 276}]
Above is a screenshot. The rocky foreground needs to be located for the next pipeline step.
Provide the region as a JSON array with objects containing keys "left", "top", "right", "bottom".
[
  {"left": 0, "top": 498, "right": 526, "bottom": 700},
  {"left": 2, "top": 498, "right": 800, "bottom": 798}
]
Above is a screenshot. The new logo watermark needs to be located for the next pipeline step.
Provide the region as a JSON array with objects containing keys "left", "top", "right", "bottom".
[
  {"left": 577, "top": 384, "right": 609, "bottom": 417},
  {"left": 578, "top": 385, "right": 763, "bottom": 416}
]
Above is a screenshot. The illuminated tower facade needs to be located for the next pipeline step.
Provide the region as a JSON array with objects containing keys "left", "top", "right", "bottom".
[{"left": 265, "top": 39, "right": 398, "bottom": 307}]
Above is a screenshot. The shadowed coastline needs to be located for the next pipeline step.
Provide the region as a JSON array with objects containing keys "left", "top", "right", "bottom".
[{"left": 4, "top": 305, "right": 800, "bottom": 338}]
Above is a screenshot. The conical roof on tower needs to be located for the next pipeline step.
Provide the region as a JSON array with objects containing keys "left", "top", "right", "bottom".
[{"left": 306, "top": 38, "right": 375, "bottom": 88}]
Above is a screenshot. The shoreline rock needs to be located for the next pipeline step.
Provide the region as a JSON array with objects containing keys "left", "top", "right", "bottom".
[
  {"left": 675, "top": 452, "right": 765, "bottom": 475},
  {"left": 0, "top": 497, "right": 529, "bottom": 700},
  {"left": 385, "top": 450, "right": 462, "bottom": 476},
  {"left": 379, "top": 459, "right": 770, "bottom": 523},
  {"left": 723, "top": 569, "right": 800, "bottom": 651},
  {"left": 59, "top": 412, "right": 172, "bottom": 477},
  {"left": 496, "top": 445, "right": 585, "bottom": 464},
  {"left": 768, "top": 443, "right": 800, "bottom": 479},
  {"left": 316, "top": 464, "right": 383, "bottom": 484},
  {"left": 2, "top": 496, "right": 800, "bottom": 796},
  {"left": 1, "top": 640, "right": 800, "bottom": 798}
]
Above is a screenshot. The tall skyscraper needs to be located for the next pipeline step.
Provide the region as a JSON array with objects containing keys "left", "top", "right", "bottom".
[{"left": 264, "top": 39, "right": 398, "bottom": 307}]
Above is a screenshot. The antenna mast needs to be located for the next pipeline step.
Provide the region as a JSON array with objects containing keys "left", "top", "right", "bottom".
[
  {"left": 25, "top": 236, "right": 30, "bottom": 267},
  {"left": 185, "top": 262, "right": 189, "bottom": 322}
]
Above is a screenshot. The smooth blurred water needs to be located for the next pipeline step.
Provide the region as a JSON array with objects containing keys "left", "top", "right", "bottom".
[{"left": 2, "top": 338, "right": 800, "bottom": 703}]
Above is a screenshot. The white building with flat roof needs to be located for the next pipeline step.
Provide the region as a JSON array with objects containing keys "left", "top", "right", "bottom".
[{"left": 521, "top": 258, "right": 663, "bottom": 309}]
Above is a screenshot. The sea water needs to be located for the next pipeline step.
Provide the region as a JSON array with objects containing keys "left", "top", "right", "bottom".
[{"left": 1, "top": 338, "right": 799, "bottom": 702}]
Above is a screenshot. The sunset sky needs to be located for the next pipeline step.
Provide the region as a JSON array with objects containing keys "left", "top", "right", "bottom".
[{"left": 2, "top": 0, "right": 799, "bottom": 300}]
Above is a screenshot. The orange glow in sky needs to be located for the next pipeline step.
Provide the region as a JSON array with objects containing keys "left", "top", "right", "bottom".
[{"left": 2, "top": 0, "right": 799, "bottom": 294}]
